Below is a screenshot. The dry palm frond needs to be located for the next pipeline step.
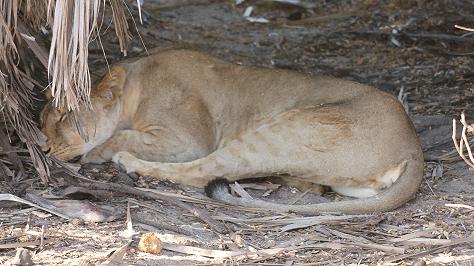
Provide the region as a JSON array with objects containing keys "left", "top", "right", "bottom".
[
  {"left": 47, "top": 0, "right": 97, "bottom": 109},
  {"left": 110, "top": 0, "right": 131, "bottom": 56},
  {"left": 19, "top": 0, "right": 49, "bottom": 29},
  {"left": 0, "top": 0, "right": 49, "bottom": 181},
  {"left": 0, "top": 0, "right": 139, "bottom": 182},
  {"left": 46, "top": 0, "right": 133, "bottom": 110}
]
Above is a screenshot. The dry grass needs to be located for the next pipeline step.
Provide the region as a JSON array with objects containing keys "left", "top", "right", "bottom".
[{"left": 0, "top": 0, "right": 50, "bottom": 180}]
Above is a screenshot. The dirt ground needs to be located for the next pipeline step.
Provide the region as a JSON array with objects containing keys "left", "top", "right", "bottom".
[{"left": 2, "top": 0, "right": 474, "bottom": 265}]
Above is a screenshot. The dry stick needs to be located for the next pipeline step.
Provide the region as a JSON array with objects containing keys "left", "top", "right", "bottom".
[
  {"left": 384, "top": 233, "right": 474, "bottom": 263},
  {"left": 455, "top": 25, "right": 474, "bottom": 32},
  {"left": 285, "top": 13, "right": 354, "bottom": 26},
  {"left": 139, "top": 187, "right": 268, "bottom": 212},
  {"left": 0, "top": 194, "right": 70, "bottom": 219},
  {"left": 129, "top": 190, "right": 227, "bottom": 209},
  {"left": 386, "top": 229, "right": 434, "bottom": 243},
  {"left": 288, "top": 189, "right": 310, "bottom": 205},
  {"left": 349, "top": 30, "right": 474, "bottom": 44},
  {"left": 459, "top": 113, "right": 474, "bottom": 163},
  {"left": 127, "top": 198, "right": 194, "bottom": 236},
  {"left": 326, "top": 228, "right": 405, "bottom": 254},
  {"left": 445, "top": 203, "right": 474, "bottom": 211},
  {"left": 85, "top": 182, "right": 227, "bottom": 234},
  {"left": 100, "top": 240, "right": 132, "bottom": 266},
  {"left": 51, "top": 158, "right": 227, "bottom": 234},
  {"left": 162, "top": 243, "right": 333, "bottom": 259},
  {"left": 343, "top": 241, "right": 404, "bottom": 254},
  {"left": 165, "top": 241, "right": 401, "bottom": 260},
  {"left": 134, "top": 216, "right": 193, "bottom": 236},
  {"left": 452, "top": 113, "right": 474, "bottom": 168},
  {"left": 231, "top": 182, "right": 253, "bottom": 199},
  {"left": 148, "top": 0, "right": 213, "bottom": 11},
  {"left": 0, "top": 239, "right": 56, "bottom": 250},
  {"left": 163, "top": 243, "right": 282, "bottom": 259}
]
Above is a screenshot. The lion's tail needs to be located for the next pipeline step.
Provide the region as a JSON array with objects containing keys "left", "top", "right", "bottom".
[{"left": 204, "top": 157, "right": 423, "bottom": 214}]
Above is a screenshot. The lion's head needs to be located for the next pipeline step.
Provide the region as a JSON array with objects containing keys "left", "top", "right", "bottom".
[{"left": 40, "top": 65, "right": 126, "bottom": 160}]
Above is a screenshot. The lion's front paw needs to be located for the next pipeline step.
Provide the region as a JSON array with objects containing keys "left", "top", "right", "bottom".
[
  {"left": 112, "top": 151, "right": 141, "bottom": 174},
  {"left": 81, "top": 152, "right": 107, "bottom": 164}
]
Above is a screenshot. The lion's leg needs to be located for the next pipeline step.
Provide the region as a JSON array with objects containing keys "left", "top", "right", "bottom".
[
  {"left": 113, "top": 149, "right": 330, "bottom": 190},
  {"left": 112, "top": 148, "right": 260, "bottom": 188},
  {"left": 111, "top": 127, "right": 297, "bottom": 187},
  {"left": 278, "top": 177, "right": 326, "bottom": 194},
  {"left": 330, "top": 186, "right": 379, "bottom": 198},
  {"left": 81, "top": 129, "right": 211, "bottom": 164},
  {"left": 112, "top": 108, "right": 328, "bottom": 187}
]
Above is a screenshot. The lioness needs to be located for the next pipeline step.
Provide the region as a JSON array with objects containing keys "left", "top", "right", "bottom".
[{"left": 41, "top": 48, "right": 424, "bottom": 214}]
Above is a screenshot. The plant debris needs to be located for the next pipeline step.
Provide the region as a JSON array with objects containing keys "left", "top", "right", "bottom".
[{"left": 2, "top": 0, "right": 474, "bottom": 265}]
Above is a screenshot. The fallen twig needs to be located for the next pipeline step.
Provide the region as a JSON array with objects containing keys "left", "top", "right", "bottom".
[
  {"left": 384, "top": 233, "right": 474, "bottom": 263},
  {"left": 213, "top": 213, "right": 370, "bottom": 233},
  {"left": 326, "top": 228, "right": 405, "bottom": 254},
  {"left": 285, "top": 13, "right": 354, "bottom": 26},
  {"left": 162, "top": 243, "right": 333, "bottom": 259},
  {"left": 0, "top": 239, "right": 55, "bottom": 249},
  {"left": 0, "top": 194, "right": 69, "bottom": 219},
  {"left": 344, "top": 241, "right": 404, "bottom": 254},
  {"left": 134, "top": 217, "right": 193, "bottom": 236},
  {"left": 100, "top": 241, "right": 132, "bottom": 265},
  {"left": 24, "top": 193, "right": 121, "bottom": 222},
  {"left": 51, "top": 157, "right": 228, "bottom": 233},
  {"left": 231, "top": 182, "right": 253, "bottom": 199},
  {"left": 348, "top": 30, "right": 474, "bottom": 44},
  {"left": 452, "top": 112, "right": 474, "bottom": 168},
  {"left": 85, "top": 181, "right": 228, "bottom": 234},
  {"left": 261, "top": 0, "right": 316, "bottom": 9},
  {"left": 386, "top": 229, "right": 434, "bottom": 243},
  {"left": 455, "top": 25, "right": 474, "bottom": 32},
  {"left": 397, "top": 238, "right": 451, "bottom": 246},
  {"left": 445, "top": 203, "right": 474, "bottom": 211}
]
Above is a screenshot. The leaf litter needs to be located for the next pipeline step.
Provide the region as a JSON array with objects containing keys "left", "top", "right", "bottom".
[{"left": 2, "top": 0, "right": 474, "bottom": 265}]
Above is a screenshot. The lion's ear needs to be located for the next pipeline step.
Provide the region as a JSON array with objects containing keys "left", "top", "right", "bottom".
[{"left": 93, "top": 65, "right": 126, "bottom": 101}]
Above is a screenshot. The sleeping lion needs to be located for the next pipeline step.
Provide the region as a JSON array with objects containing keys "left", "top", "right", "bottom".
[{"left": 41, "top": 48, "right": 424, "bottom": 214}]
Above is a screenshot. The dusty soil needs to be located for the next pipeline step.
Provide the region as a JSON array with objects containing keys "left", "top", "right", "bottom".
[{"left": 2, "top": 0, "right": 474, "bottom": 265}]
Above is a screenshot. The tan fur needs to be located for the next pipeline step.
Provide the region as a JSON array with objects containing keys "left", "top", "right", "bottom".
[{"left": 41, "top": 48, "right": 424, "bottom": 214}]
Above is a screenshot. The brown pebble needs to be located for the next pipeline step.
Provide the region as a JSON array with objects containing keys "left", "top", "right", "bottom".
[{"left": 138, "top": 232, "right": 163, "bottom": 254}]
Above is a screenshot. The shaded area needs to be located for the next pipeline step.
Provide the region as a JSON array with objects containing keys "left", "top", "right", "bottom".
[{"left": 1, "top": 0, "right": 474, "bottom": 265}]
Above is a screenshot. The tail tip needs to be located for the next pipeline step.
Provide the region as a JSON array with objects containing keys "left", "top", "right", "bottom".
[{"left": 204, "top": 178, "right": 230, "bottom": 198}]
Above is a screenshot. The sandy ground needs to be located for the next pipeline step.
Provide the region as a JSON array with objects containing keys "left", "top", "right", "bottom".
[{"left": 1, "top": 0, "right": 474, "bottom": 265}]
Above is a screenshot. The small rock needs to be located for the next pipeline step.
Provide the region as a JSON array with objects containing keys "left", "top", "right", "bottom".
[{"left": 138, "top": 232, "right": 163, "bottom": 254}]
